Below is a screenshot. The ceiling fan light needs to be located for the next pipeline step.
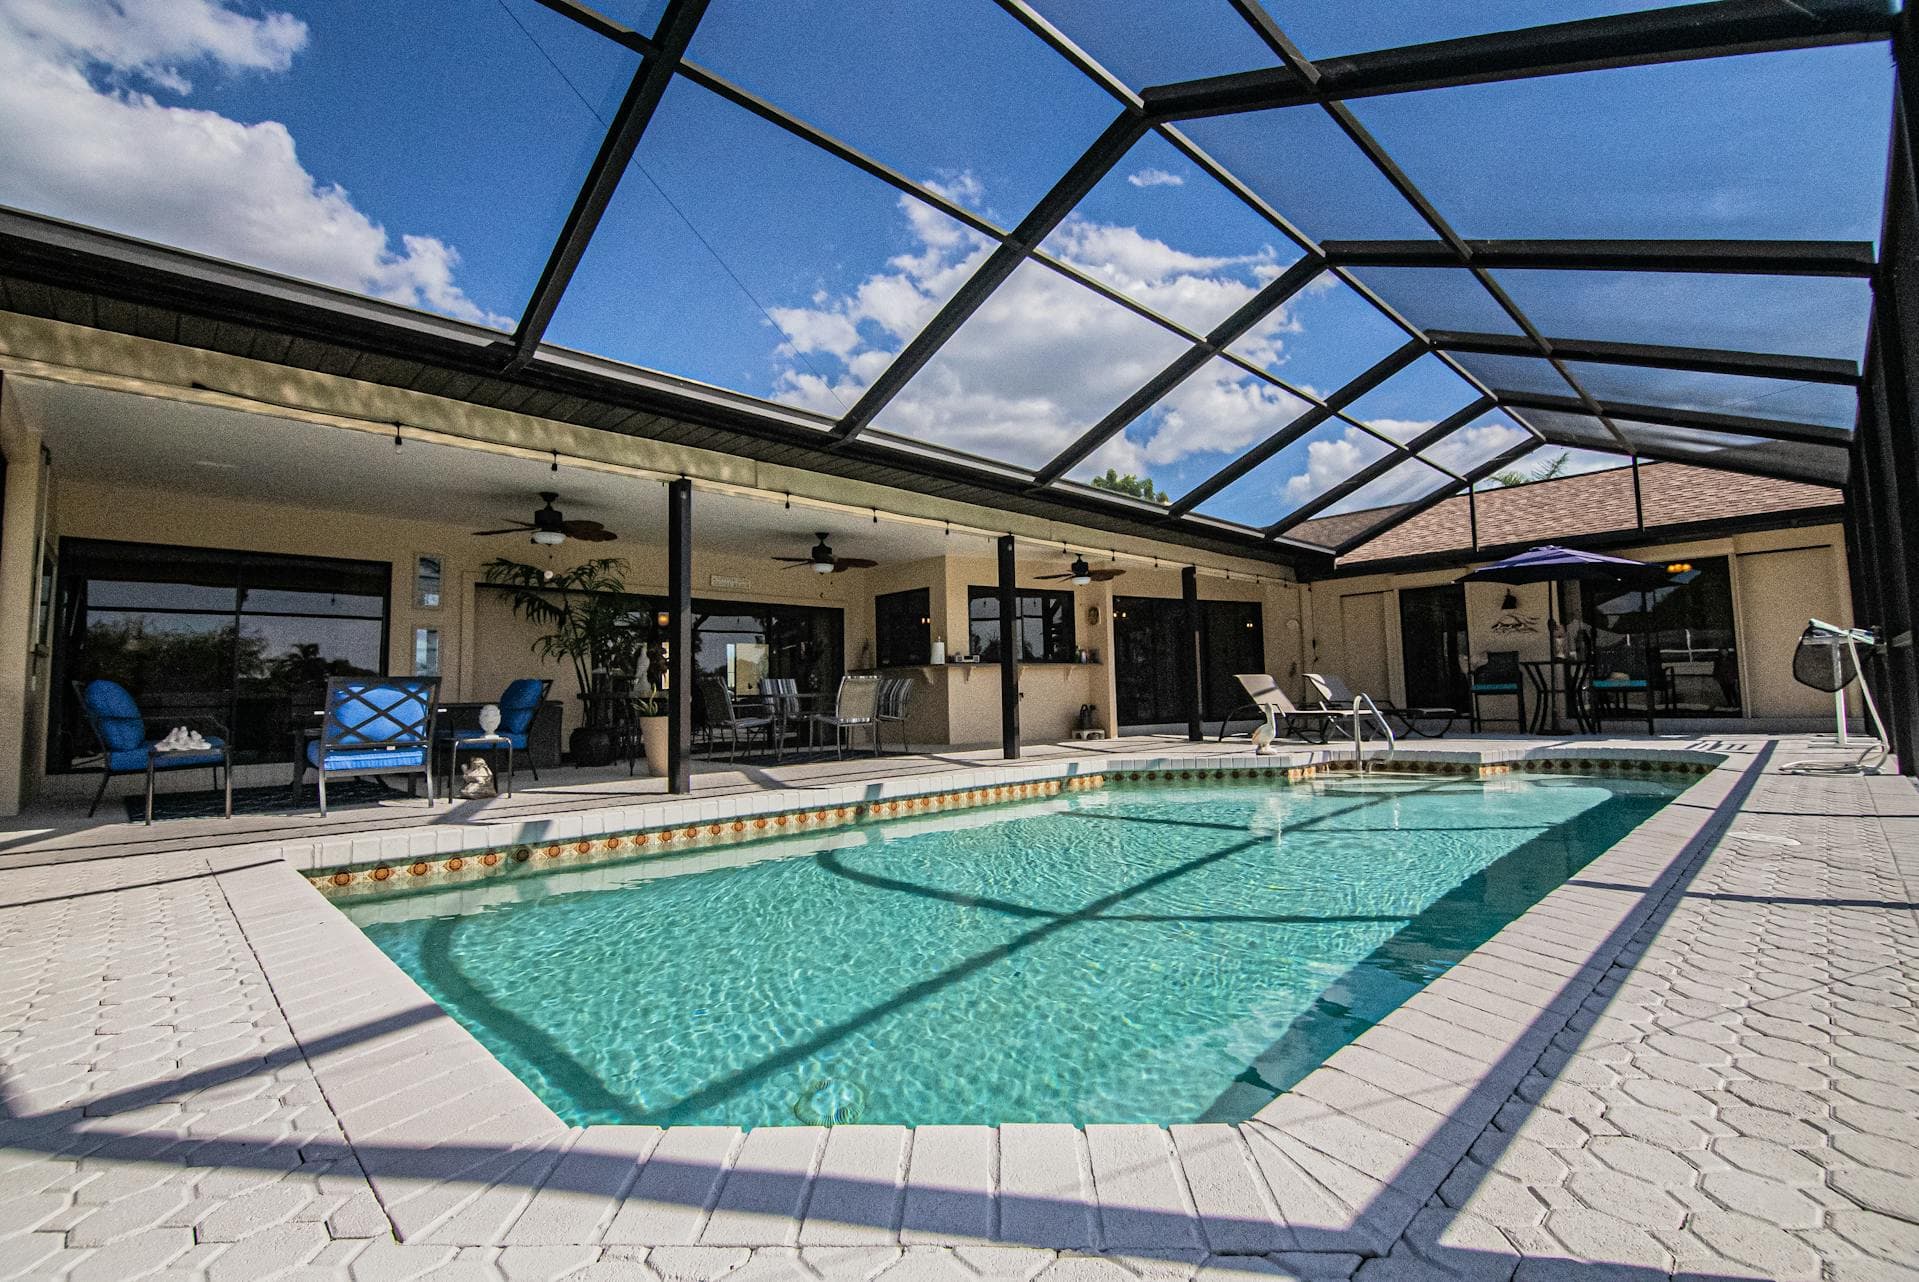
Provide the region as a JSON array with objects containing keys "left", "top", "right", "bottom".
[
  {"left": 531, "top": 530, "right": 566, "bottom": 546},
  {"left": 811, "top": 559, "right": 835, "bottom": 573}
]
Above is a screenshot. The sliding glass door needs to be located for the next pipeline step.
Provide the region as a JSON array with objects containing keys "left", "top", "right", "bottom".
[{"left": 53, "top": 540, "right": 390, "bottom": 769}]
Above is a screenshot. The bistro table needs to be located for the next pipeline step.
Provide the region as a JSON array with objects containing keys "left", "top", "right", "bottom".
[
  {"left": 1520, "top": 657, "right": 1591, "bottom": 734},
  {"left": 444, "top": 732, "right": 513, "bottom": 800}
]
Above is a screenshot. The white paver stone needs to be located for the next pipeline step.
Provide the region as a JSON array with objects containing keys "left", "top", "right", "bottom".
[
  {"left": 800, "top": 1125, "right": 910, "bottom": 1246},
  {"left": 700, "top": 1126, "right": 827, "bottom": 1246},
  {"left": 605, "top": 1127, "right": 745, "bottom": 1246},
  {"left": 1084, "top": 1125, "right": 1200, "bottom": 1250},
  {"left": 900, "top": 1126, "right": 996, "bottom": 1245},
  {"left": 998, "top": 1124, "right": 1096, "bottom": 1250}
]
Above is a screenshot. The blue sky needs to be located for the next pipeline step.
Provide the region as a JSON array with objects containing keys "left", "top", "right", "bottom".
[{"left": 0, "top": 0, "right": 1889, "bottom": 527}]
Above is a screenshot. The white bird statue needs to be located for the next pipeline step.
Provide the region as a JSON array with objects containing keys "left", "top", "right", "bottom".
[{"left": 1250, "top": 716, "right": 1277, "bottom": 755}]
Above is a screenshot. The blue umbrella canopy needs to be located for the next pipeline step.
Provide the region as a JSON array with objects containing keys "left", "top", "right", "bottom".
[{"left": 1458, "top": 545, "right": 1673, "bottom": 587}]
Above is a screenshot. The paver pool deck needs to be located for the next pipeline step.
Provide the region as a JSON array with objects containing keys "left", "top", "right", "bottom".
[{"left": 0, "top": 733, "right": 1914, "bottom": 1281}]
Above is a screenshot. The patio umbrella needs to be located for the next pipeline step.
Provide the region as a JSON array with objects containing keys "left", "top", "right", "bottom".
[{"left": 1459, "top": 547, "right": 1678, "bottom": 728}]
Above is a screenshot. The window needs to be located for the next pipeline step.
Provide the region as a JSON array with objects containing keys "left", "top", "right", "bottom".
[
  {"left": 874, "top": 588, "right": 931, "bottom": 668},
  {"left": 414, "top": 628, "right": 441, "bottom": 677},
  {"left": 966, "top": 587, "right": 1076, "bottom": 663},
  {"left": 53, "top": 540, "right": 391, "bottom": 769},
  {"left": 415, "top": 555, "right": 444, "bottom": 609},
  {"left": 1562, "top": 556, "right": 1740, "bottom": 718}
]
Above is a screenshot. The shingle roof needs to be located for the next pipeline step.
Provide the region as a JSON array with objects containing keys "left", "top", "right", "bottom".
[{"left": 1320, "top": 462, "right": 1842, "bottom": 567}]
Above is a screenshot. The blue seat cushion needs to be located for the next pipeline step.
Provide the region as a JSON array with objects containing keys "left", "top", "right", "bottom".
[
  {"left": 1592, "top": 678, "right": 1649, "bottom": 690},
  {"left": 307, "top": 743, "right": 427, "bottom": 772},
  {"left": 107, "top": 739, "right": 226, "bottom": 773},
  {"left": 1472, "top": 682, "right": 1519, "bottom": 693},
  {"left": 497, "top": 679, "right": 546, "bottom": 735},
  {"left": 83, "top": 680, "right": 147, "bottom": 752}
]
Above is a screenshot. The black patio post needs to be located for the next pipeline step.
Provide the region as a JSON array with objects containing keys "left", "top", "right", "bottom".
[
  {"left": 997, "top": 535, "right": 1020, "bottom": 759},
  {"left": 1182, "top": 566, "right": 1203, "bottom": 741},
  {"left": 666, "top": 478, "right": 693, "bottom": 793}
]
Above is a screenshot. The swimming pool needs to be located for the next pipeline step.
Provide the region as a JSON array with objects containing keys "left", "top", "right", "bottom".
[{"left": 342, "top": 772, "right": 1681, "bottom": 1128}]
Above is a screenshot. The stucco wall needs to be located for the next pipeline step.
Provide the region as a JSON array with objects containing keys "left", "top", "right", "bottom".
[{"left": 0, "top": 379, "right": 52, "bottom": 816}]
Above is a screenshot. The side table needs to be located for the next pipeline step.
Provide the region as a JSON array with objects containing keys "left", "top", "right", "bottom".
[{"left": 445, "top": 733, "right": 514, "bottom": 801}]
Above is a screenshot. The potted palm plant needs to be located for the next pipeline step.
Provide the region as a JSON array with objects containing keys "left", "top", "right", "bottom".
[{"left": 484, "top": 556, "right": 644, "bottom": 768}]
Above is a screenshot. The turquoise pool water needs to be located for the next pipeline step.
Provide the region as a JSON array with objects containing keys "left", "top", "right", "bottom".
[{"left": 343, "top": 773, "right": 1681, "bottom": 1127}]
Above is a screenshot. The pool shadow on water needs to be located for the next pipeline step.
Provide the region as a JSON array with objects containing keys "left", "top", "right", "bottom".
[{"left": 1198, "top": 789, "right": 1681, "bottom": 1122}]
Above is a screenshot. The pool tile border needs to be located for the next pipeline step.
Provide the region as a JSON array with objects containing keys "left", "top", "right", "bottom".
[
  {"left": 211, "top": 740, "right": 1748, "bottom": 1250},
  {"left": 302, "top": 748, "right": 1716, "bottom": 899}
]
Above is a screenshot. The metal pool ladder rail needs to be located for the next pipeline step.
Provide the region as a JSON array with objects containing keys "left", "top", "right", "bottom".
[{"left": 1350, "top": 694, "right": 1396, "bottom": 772}]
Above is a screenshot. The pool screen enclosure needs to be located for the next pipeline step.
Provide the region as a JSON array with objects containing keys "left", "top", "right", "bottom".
[{"left": 0, "top": 0, "right": 1915, "bottom": 770}]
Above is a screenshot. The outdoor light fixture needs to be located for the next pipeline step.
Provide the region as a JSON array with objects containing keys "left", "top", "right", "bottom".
[
  {"left": 809, "top": 534, "right": 837, "bottom": 573},
  {"left": 655, "top": 610, "right": 670, "bottom": 628},
  {"left": 531, "top": 529, "right": 565, "bottom": 546},
  {"left": 1501, "top": 590, "right": 1520, "bottom": 610}
]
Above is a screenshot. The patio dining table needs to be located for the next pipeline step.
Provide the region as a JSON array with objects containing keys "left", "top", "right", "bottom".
[{"left": 1520, "top": 657, "right": 1592, "bottom": 734}]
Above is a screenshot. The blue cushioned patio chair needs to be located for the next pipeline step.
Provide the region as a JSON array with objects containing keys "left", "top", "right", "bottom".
[
  {"left": 73, "top": 680, "right": 231, "bottom": 825},
  {"left": 1469, "top": 651, "right": 1527, "bottom": 732},
  {"left": 437, "top": 677, "right": 550, "bottom": 790},
  {"left": 300, "top": 676, "right": 439, "bottom": 816}
]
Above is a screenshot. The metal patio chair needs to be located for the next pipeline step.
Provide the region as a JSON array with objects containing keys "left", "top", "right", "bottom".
[
  {"left": 73, "top": 679, "right": 231, "bottom": 825},
  {"left": 876, "top": 675, "right": 916, "bottom": 754},
  {"left": 697, "top": 675, "right": 777, "bottom": 763},
  {"left": 298, "top": 676, "right": 438, "bottom": 816},
  {"left": 810, "top": 674, "right": 881, "bottom": 758},
  {"left": 1469, "top": 651, "right": 1527, "bottom": 732}
]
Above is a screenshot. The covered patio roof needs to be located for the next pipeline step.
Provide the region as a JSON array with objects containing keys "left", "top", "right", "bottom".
[{"left": 0, "top": 0, "right": 1900, "bottom": 565}]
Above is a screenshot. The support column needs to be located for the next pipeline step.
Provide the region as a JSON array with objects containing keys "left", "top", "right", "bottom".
[
  {"left": 666, "top": 478, "right": 693, "bottom": 793},
  {"left": 1182, "top": 566, "right": 1203, "bottom": 742},
  {"left": 997, "top": 535, "right": 1020, "bottom": 759}
]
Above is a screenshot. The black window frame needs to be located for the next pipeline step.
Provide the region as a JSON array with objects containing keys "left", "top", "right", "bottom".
[
  {"left": 874, "top": 587, "right": 931, "bottom": 668},
  {"left": 966, "top": 586, "right": 1077, "bottom": 663},
  {"left": 51, "top": 538, "right": 392, "bottom": 772}
]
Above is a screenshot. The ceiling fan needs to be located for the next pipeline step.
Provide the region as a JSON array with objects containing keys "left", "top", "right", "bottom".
[
  {"left": 772, "top": 532, "right": 877, "bottom": 574},
  {"left": 1037, "top": 554, "right": 1124, "bottom": 585},
  {"left": 472, "top": 492, "right": 616, "bottom": 546}
]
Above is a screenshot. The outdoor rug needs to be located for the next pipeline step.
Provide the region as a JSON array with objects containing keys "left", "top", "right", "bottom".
[{"left": 122, "top": 777, "right": 401, "bottom": 822}]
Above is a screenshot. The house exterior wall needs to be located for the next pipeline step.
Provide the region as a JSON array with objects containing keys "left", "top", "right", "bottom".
[
  {"left": 1303, "top": 523, "right": 1854, "bottom": 727},
  {"left": 0, "top": 378, "right": 53, "bottom": 816}
]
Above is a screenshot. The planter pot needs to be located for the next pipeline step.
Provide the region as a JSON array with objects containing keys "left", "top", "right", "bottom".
[
  {"left": 639, "top": 716, "right": 670, "bottom": 776},
  {"left": 569, "top": 726, "right": 617, "bottom": 768}
]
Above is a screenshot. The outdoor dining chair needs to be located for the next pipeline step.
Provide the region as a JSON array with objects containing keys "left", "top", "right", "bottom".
[
  {"left": 1586, "top": 646, "right": 1658, "bottom": 734},
  {"left": 697, "top": 675, "right": 778, "bottom": 763},
  {"left": 436, "top": 677, "right": 550, "bottom": 793},
  {"left": 876, "top": 675, "right": 916, "bottom": 754},
  {"left": 1469, "top": 651, "right": 1527, "bottom": 731},
  {"left": 810, "top": 674, "right": 882, "bottom": 758},
  {"left": 74, "top": 679, "right": 231, "bottom": 825},
  {"left": 298, "top": 676, "right": 438, "bottom": 816}
]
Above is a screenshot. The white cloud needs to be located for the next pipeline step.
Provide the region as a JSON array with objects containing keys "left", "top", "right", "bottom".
[
  {"left": 767, "top": 182, "right": 1317, "bottom": 475},
  {"left": 0, "top": 0, "right": 507, "bottom": 326},
  {"left": 1424, "top": 419, "right": 1526, "bottom": 473},
  {"left": 1284, "top": 427, "right": 1393, "bottom": 507},
  {"left": 1126, "top": 167, "right": 1184, "bottom": 189}
]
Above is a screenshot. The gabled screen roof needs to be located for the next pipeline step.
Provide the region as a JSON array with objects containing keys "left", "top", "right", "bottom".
[{"left": 0, "top": 0, "right": 1893, "bottom": 564}]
